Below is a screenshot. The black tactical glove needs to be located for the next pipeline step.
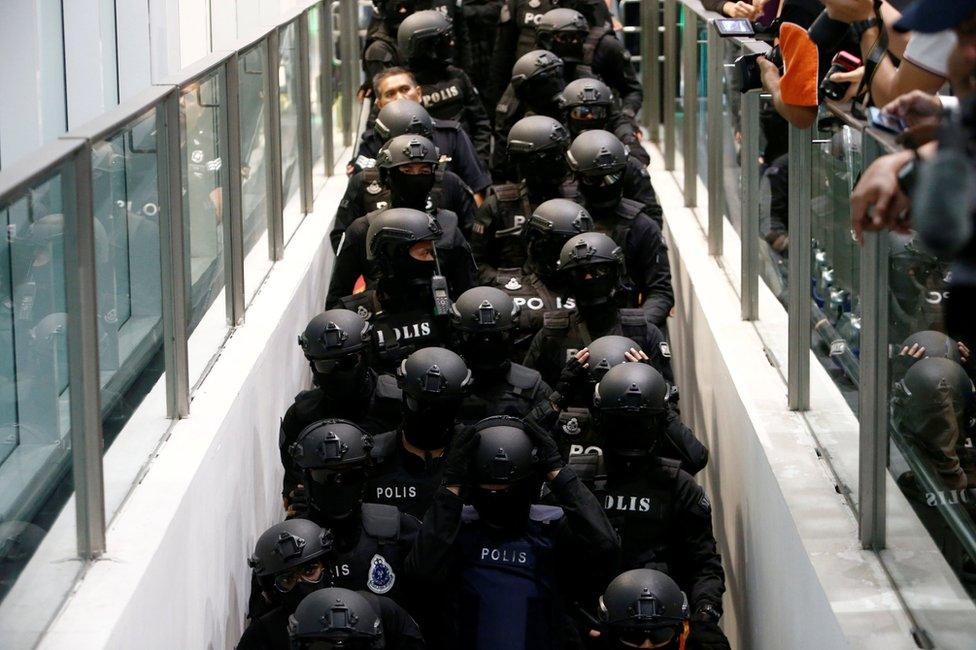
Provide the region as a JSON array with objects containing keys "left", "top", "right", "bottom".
[
  {"left": 525, "top": 418, "right": 564, "bottom": 475},
  {"left": 552, "top": 349, "right": 590, "bottom": 408},
  {"left": 687, "top": 619, "right": 732, "bottom": 650},
  {"left": 442, "top": 426, "right": 480, "bottom": 487},
  {"left": 285, "top": 485, "right": 309, "bottom": 519}
]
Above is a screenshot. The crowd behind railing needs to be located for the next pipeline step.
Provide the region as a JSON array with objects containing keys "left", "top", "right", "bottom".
[{"left": 1, "top": 0, "right": 976, "bottom": 648}]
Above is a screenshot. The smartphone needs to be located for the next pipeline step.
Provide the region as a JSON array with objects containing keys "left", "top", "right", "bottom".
[
  {"left": 820, "top": 51, "right": 862, "bottom": 101},
  {"left": 715, "top": 18, "right": 755, "bottom": 37},
  {"left": 867, "top": 107, "right": 908, "bottom": 135}
]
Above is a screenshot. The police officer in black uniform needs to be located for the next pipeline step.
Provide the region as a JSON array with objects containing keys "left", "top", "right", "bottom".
[
  {"left": 397, "top": 11, "right": 491, "bottom": 163},
  {"left": 368, "top": 347, "right": 472, "bottom": 519},
  {"left": 405, "top": 416, "right": 620, "bottom": 650},
  {"left": 524, "top": 231, "right": 674, "bottom": 389},
  {"left": 567, "top": 131, "right": 672, "bottom": 326},
  {"left": 240, "top": 519, "right": 336, "bottom": 648},
  {"left": 352, "top": 98, "right": 491, "bottom": 199},
  {"left": 587, "top": 364, "right": 728, "bottom": 648},
  {"left": 587, "top": 568, "right": 697, "bottom": 650},
  {"left": 280, "top": 309, "right": 402, "bottom": 507},
  {"left": 289, "top": 587, "right": 425, "bottom": 649},
  {"left": 450, "top": 287, "right": 553, "bottom": 424},
  {"left": 487, "top": 0, "right": 558, "bottom": 105},
  {"left": 473, "top": 115, "right": 576, "bottom": 278},
  {"left": 288, "top": 419, "right": 420, "bottom": 606},
  {"left": 334, "top": 133, "right": 475, "bottom": 251},
  {"left": 570, "top": 126, "right": 660, "bottom": 221},
  {"left": 364, "top": 0, "right": 472, "bottom": 85},
  {"left": 492, "top": 50, "right": 568, "bottom": 180},
  {"left": 536, "top": 8, "right": 642, "bottom": 122},
  {"left": 559, "top": 77, "right": 650, "bottom": 168},
  {"left": 488, "top": 198, "right": 593, "bottom": 358}
]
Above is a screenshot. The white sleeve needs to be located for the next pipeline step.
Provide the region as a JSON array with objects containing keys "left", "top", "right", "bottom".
[
  {"left": 939, "top": 95, "right": 959, "bottom": 113},
  {"left": 902, "top": 31, "right": 956, "bottom": 78}
]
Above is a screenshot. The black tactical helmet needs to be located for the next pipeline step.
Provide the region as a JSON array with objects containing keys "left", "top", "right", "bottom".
[
  {"left": 288, "top": 588, "right": 384, "bottom": 648},
  {"left": 537, "top": 8, "right": 589, "bottom": 46},
  {"left": 567, "top": 129, "right": 629, "bottom": 176},
  {"left": 594, "top": 362, "right": 669, "bottom": 415},
  {"left": 397, "top": 346, "right": 473, "bottom": 401},
  {"left": 451, "top": 286, "right": 520, "bottom": 333},
  {"left": 557, "top": 231, "right": 624, "bottom": 273},
  {"left": 599, "top": 569, "right": 690, "bottom": 647},
  {"left": 289, "top": 419, "right": 374, "bottom": 470},
  {"left": 376, "top": 134, "right": 438, "bottom": 169},
  {"left": 374, "top": 100, "right": 434, "bottom": 141},
  {"left": 249, "top": 519, "right": 335, "bottom": 579},
  {"left": 397, "top": 10, "right": 453, "bottom": 62},
  {"left": 527, "top": 198, "right": 595, "bottom": 236},
  {"left": 299, "top": 310, "right": 371, "bottom": 361},
  {"left": 472, "top": 416, "right": 536, "bottom": 484},
  {"left": 894, "top": 357, "right": 975, "bottom": 416},
  {"left": 507, "top": 115, "right": 571, "bottom": 156},
  {"left": 561, "top": 78, "right": 614, "bottom": 136},
  {"left": 366, "top": 207, "right": 442, "bottom": 261},
  {"left": 900, "top": 330, "right": 962, "bottom": 364},
  {"left": 510, "top": 49, "right": 564, "bottom": 89},
  {"left": 586, "top": 335, "right": 642, "bottom": 381}
]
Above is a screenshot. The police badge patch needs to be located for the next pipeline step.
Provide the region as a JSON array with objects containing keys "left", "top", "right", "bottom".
[
  {"left": 505, "top": 277, "right": 522, "bottom": 291},
  {"left": 562, "top": 417, "right": 581, "bottom": 436},
  {"left": 191, "top": 149, "right": 204, "bottom": 164},
  {"left": 659, "top": 341, "right": 671, "bottom": 358},
  {"left": 529, "top": 0, "right": 541, "bottom": 7},
  {"left": 367, "top": 554, "right": 396, "bottom": 594},
  {"left": 357, "top": 305, "right": 372, "bottom": 320},
  {"left": 366, "top": 180, "right": 383, "bottom": 195}
]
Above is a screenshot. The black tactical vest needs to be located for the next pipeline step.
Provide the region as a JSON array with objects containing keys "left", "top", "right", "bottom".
[
  {"left": 358, "top": 167, "right": 447, "bottom": 215},
  {"left": 364, "top": 431, "right": 446, "bottom": 520},
  {"left": 510, "top": 0, "right": 558, "bottom": 58},
  {"left": 459, "top": 362, "right": 546, "bottom": 424},
  {"left": 331, "top": 504, "right": 415, "bottom": 600},
  {"left": 489, "top": 267, "right": 574, "bottom": 357}
]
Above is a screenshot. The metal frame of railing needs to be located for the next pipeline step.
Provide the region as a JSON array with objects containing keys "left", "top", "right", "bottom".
[
  {"left": 0, "top": 0, "right": 363, "bottom": 572},
  {"left": 648, "top": 1, "right": 975, "bottom": 641}
]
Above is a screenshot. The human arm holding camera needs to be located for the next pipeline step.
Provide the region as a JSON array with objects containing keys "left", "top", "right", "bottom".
[{"left": 758, "top": 55, "right": 818, "bottom": 129}]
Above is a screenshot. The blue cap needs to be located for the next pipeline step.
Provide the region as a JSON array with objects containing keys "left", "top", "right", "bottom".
[{"left": 895, "top": 0, "right": 976, "bottom": 33}]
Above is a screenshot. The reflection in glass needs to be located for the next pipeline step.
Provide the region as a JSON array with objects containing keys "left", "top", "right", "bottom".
[
  {"left": 886, "top": 230, "right": 976, "bottom": 606},
  {"left": 91, "top": 111, "right": 166, "bottom": 449},
  {"left": 309, "top": 5, "right": 327, "bottom": 190},
  {"left": 239, "top": 41, "right": 274, "bottom": 303},
  {"left": 0, "top": 172, "right": 78, "bottom": 618},
  {"left": 695, "top": 19, "right": 708, "bottom": 188},
  {"left": 180, "top": 72, "right": 227, "bottom": 332},
  {"left": 809, "top": 119, "right": 862, "bottom": 412},
  {"left": 721, "top": 39, "right": 743, "bottom": 234},
  {"left": 331, "top": 0, "right": 344, "bottom": 167},
  {"left": 279, "top": 21, "right": 304, "bottom": 242}
]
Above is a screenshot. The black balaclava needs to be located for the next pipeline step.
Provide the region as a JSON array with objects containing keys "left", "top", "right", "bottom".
[
  {"left": 568, "top": 262, "right": 618, "bottom": 308},
  {"left": 520, "top": 75, "right": 567, "bottom": 118},
  {"left": 517, "top": 151, "right": 570, "bottom": 199},
  {"left": 579, "top": 172, "right": 625, "bottom": 213},
  {"left": 389, "top": 167, "right": 436, "bottom": 210},
  {"left": 276, "top": 575, "right": 327, "bottom": 613},
  {"left": 458, "top": 330, "right": 513, "bottom": 374},
  {"left": 307, "top": 466, "right": 368, "bottom": 522},
  {"left": 401, "top": 395, "right": 461, "bottom": 450},
  {"left": 469, "top": 479, "right": 537, "bottom": 532},
  {"left": 549, "top": 32, "right": 584, "bottom": 64},
  {"left": 311, "top": 353, "right": 370, "bottom": 404},
  {"left": 566, "top": 105, "right": 610, "bottom": 137},
  {"left": 384, "top": 0, "right": 415, "bottom": 31},
  {"left": 378, "top": 244, "right": 438, "bottom": 309}
]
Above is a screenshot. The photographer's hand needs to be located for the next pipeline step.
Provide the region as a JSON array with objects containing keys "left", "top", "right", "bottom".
[
  {"left": 822, "top": 0, "right": 875, "bottom": 23},
  {"left": 722, "top": 1, "right": 761, "bottom": 19},
  {"left": 883, "top": 90, "right": 943, "bottom": 128},
  {"left": 828, "top": 67, "right": 865, "bottom": 103},
  {"left": 851, "top": 149, "right": 915, "bottom": 242}
]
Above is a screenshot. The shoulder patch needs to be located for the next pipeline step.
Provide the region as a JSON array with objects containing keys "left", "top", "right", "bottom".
[
  {"left": 659, "top": 341, "right": 671, "bottom": 358},
  {"left": 365, "top": 179, "right": 383, "bottom": 195}
]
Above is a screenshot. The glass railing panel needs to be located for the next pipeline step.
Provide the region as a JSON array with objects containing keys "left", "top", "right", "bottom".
[
  {"left": 0, "top": 166, "right": 80, "bottom": 641},
  {"left": 810, "top": 115, "right": 862, "bottom": 413},
  {"left": 757, "top": 95, "right": 789, "bottom": 307},
  {"left": 330, "top": 0, "right": 344, "bottom": 168},
  {"left": 309, "top": 4, "right": 328, "bottom": 191},
  {"left": 279, "top": 20, "right": 305, "bottom": 243},
  {"left": 721, "top": 38, "right": 743, "bottom": 235},
  {"left": 91, "top": 110, "right": 167, "bottom": 452},
  {"left": 675, "top": 7, "right": 685, "bottom": 168},
  {"left": 238, "top": 40, "right": 274, "bottom": 304},
  {"left": 180, "top": 71, "right": 228, "bottom": 334},
  {"left": 884, "top": 222, "right": 976, "bottom": 636},
  {"left": 695, "top": 17, "right": 708, "bottom": 188}
]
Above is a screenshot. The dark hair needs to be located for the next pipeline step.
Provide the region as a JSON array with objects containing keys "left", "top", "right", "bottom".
[{"left": 373, "top": 67, "right": 418, "bottom": 97}]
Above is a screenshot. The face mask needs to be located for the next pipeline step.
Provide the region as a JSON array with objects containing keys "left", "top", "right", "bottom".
[
  {"left": 569, "top": 265, "right": 617, "bottom": 307},
  {"left": 389, "top": 168, "right": 435, "bottom": 209},
  {"left": 402, "top": 397, "right": 460, "bottom": 450},
  {"left": 307, "top": 467, "right": 368, "bottom": 521},
  {"left": 519, "top": 153, "right": 569, "bottom": 192},
  {"left": 580, "top": 175, "right": 625, "bottom": 211},
  {"left": 551, "top": 35, "right": 584, "bottom": 63},
  {"left": 279, "top": 578, "right": 325, "bottom": 613},
  {"left": 459, "top": 332, "right": 512, "bottom": 371},
  {"left": 470, "top": 481, "right": 535, "bottom": 531},
  {"left": 594, "top": 411, "right": 665, "bottom": 456},
  {"left": 521, "top": 75, "right": 567, "bottom": 114},
  {"left": 566, "top": 106, "right": 609, "bottom": 137},
  {"left": 311, "top": 354, "right": 368, "bottom": 398}
]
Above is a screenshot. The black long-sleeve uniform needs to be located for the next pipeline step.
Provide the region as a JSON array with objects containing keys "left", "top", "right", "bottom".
[
  {"left": 325, "top": 207, "right": 477, "bottom": 309},
  {"left": 404, "top": 467, "right": 620, "bottom": 650},
  {"left": 332, "top": 168, "right": 476, "bottom": 251},
  {"left": 413, "top": 66, "right": 492, "bottom": 165},
  {"left": 486, "top": 0, "right": 559, "bottom": 105},
  {"left": 352, "top": 122, "right": 492, "bottom": 195},
  {"left": 569, "top": 28, "right": 643, "bottom": 119}
]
